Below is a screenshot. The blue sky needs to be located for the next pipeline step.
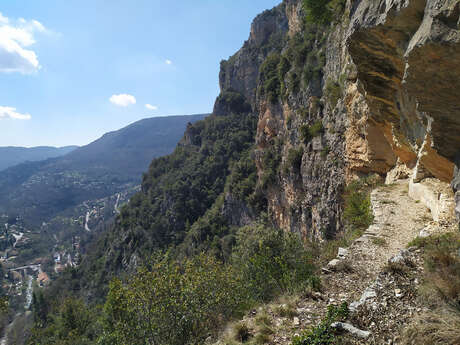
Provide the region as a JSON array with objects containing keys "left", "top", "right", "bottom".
[{"left": 0, "top": 0, "right": 280, "bottom": 147}]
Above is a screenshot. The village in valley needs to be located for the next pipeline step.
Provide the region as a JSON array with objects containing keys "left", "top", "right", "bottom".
[{"left": 0, "top": 188, "right": 136, "bottom": 311}]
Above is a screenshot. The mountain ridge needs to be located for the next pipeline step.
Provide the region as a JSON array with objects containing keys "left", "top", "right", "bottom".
[
  {"left": 0, "top": 146, "right": 78, "bottom": 172},
  {"left": 0, "top": 114, "right": 207, "bottom": 226}
]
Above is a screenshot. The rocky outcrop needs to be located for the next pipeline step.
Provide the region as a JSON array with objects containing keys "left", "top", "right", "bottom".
[
  {"left": 346, "top": 0, "right": 460, "bottom": 176},
  {"left": 345, "top": 0, "right": 460, "bottom": 225},
  {"left": 452, "top": 154, "right": 460, "bottom": 222},
  {"left": 214, "top": 0, "right": 460, "bottom": 240},
  {"left": 221, "top": 192, "right": 254, "bottom": 227},
  {"left": 218, "top": 4, "right": 289, "bottom": 107},
  {"left": 409, "top": 177, "right": 455, "bottom": 222}
]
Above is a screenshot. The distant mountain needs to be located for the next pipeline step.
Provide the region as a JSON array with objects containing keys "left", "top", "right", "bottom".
[
  {"left": 0, "top": 114, "right": 208, "bottom": 225},
  {"left": 0, "top": 146, "right": 78, "bottom": 172}
]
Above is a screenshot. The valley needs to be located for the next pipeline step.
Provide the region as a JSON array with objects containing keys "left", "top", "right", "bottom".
[
  {"left": 0, "top": 186, "right": 138, "bottom": 312},
  {"left": 0, "top": 114, "right": 206, "bottom": 340}
]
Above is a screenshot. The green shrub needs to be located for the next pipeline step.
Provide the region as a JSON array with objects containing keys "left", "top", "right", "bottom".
[
  {"left": 278, "top": 54, "right": 292, "bottom": 99},
  {"left": 291, "top": 302, "right": 348, "bottom": 345},
  {"left": 216, "top": 90, "right": 252, "bottom": 114},
  {"left": 309, "top": 120, "right": 324, "bottom": 137},
  {"left": 300, "top": 124, "right": 312, "bottom": 144},
  {"left": 100, "top": 254, "right": 244, "bottom": 345},
  {"left": 343, "top": 181, "right": 373, "bottom": 230},
  {"left": 302, "top": 0, "right": 333, "bottom": 25},
  {"left": 260, "top": 53, "right": 281, "bottom": 104},
  {"left": 232, "top": 224, "right": 318, "bottom": 302},
  {"left": 27, "top": 297, "right": 101, "bottom": 345},
  {"left": 261, "top": 142, "right": 282, "bottom": 188},
  {"left": 302, "top": 0, "right": 345, "bottom": 25},
  {"left": 227, "top": 151, "right": 258, "bottom": 203},
  {"left": 288, "top": 70, "right": 301, "bottom": 94},
  {"left": 300, "top": 121, "right": 324, "bottom": 145},
  {"left": 325, "top": 78, "right": 343, "bottom": 109},
  {"left": 233, "top": 322, "right": 251, "bottom": 342}
]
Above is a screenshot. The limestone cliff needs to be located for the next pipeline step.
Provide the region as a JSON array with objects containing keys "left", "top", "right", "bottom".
[
  {"left": 346, "top": 0, "right": 460, "bottom": 222},
  {"left": 217, "top": 0, "right": 460, "bottom": 240}
]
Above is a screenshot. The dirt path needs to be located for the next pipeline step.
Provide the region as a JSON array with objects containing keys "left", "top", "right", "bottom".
[
  {"left": 339, "top": 180, "right": 431, "bottom": 299},
  {"left": 218, "top": 180, "right": 452, "bottom": 345},
  {"left": 275, "top": 181, "right": 433, "bottom": 340}
]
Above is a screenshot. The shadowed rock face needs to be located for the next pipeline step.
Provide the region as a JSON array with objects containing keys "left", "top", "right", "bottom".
[
  {"left": 453, "top": 154, "right": 460, "bottom": 221},
  {"left": 216, "top": 0, "right": 460, "bottom": 237},
  {"left": 347, "top": 0, "right": 460, "bottom": 183}
]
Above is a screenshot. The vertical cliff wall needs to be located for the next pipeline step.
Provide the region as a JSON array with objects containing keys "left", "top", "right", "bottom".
[
  {"left": 346, "top": 0, "right": 460, "bottom": 222},
  {"left": 217, "top": 0, "right": 460, "bottom": 240}
]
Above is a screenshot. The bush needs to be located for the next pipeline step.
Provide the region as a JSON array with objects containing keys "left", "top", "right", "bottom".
[
  {"left": 261, "top": 142, "right": 282, "bottom": 188},
  {"left": 302, "top": 0, "right": 345, "bottom": 25},
  {"left": 309, "top": 120, "right": 324, "bottom": 137},
  {"left": 232, "top": 224, "right": 318, "bottom": 302},
  {"left": 401, "top": 234, "right": 460, "bottom": 344},
  {"left": 233, "top": 322, "right": 251, "bottom": 342},
  {"left": 402, "top": 308, "right": 460, "bottom": 345},
  {"left": 325, "top": 78, "right": 343, "bottom": 109},
  {"left": 292, "top": 302, "right": 349, "bottom": 345},
  {"left": 260, "top": 53, "right": 281, "bottom": 104},
  {"left": 302, "top": 0, "right": 333, "bottom": 25},
  {"left": 343, "top": 182, "right": 373, "bottom": 230},
  {"left": 300, "top": 124, "right": 312, "bottom": 144},
  {"left": 27, "top": 297, "right": 100, "bottom": 345},
  {"left": 300, "top": 121, "right": 324, "bottom": 144},
  {"left": 216, "top": 90, "right": 252, "bottom": 115},
  {"left": 100, "top": 253, "right": 244, "bottom": 345}
]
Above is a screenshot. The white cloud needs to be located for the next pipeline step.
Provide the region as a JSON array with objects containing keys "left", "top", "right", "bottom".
[
  {"left": 0, "top": 106, "right": 31, "bottom": 120},
  {"left": 145, "top": 104, "right": 158, "bottom": 111},
  {"left": 0, "top": 13, "right": 9, "bottom": 25},
  {"left": 165, "top": 59, "right": 172, "bottom": 65},
  {"left": 0, "top": 12, "right": 48, "bottom": 74},
  {"left": 110, "top": 94, "right": 137, "bottom": 107}
]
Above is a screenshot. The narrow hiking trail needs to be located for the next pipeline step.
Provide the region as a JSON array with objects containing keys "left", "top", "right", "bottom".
[
  {"left": 272, "top": 180, "right": 433, "bottom": 344},
  {"left": 217, "top": 180, "right": 456, "bottom": 345}
]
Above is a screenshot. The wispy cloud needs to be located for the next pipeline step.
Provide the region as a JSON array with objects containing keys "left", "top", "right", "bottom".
[
  {"left": 110, "top": 93, "right": 137, "bottom": 107},
  {"left": 0, "top": 12, "right": 50, "bottom": 74},
  {"left": 165, "top": 59, "right": 172, "bottom": 65},
  {"left": 0, "top": 106, "right": 31, "bottom": 120},
  {"left": 145, "top": 104, "right": 158, "bottom": 111}
]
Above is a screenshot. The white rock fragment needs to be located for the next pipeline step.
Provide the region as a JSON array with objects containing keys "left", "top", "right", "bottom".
[
  {"left": 389, "top": 249, "right": 409, "bottom": 264},
  {"left": 419, "top": 228, "right": 430, "bottom": 238},
  {"left": 331, "top": 322, "right": 371, "bottom": 339},
  {"left": 327, "top": 259, "right": 341, "bottom": 269},
  {"left": 337, "top": 247, "right": 349, "bottom": 259},
  {"left": 349, "top": 287, "right": 377, "bottom": 312}
]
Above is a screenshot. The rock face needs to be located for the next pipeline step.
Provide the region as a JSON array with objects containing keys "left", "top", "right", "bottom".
[
  {"left": 218, "top": 4, "right": 289, "bottom": 107},
  {"left": 346, "top": 0, "right": 460, "bottom": 224},
  {"left": 453, "top": 154, "right": 460, "bottom": 222},
  {"left": 215, "top": 0, "right": 460, "bottom": 240}
]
